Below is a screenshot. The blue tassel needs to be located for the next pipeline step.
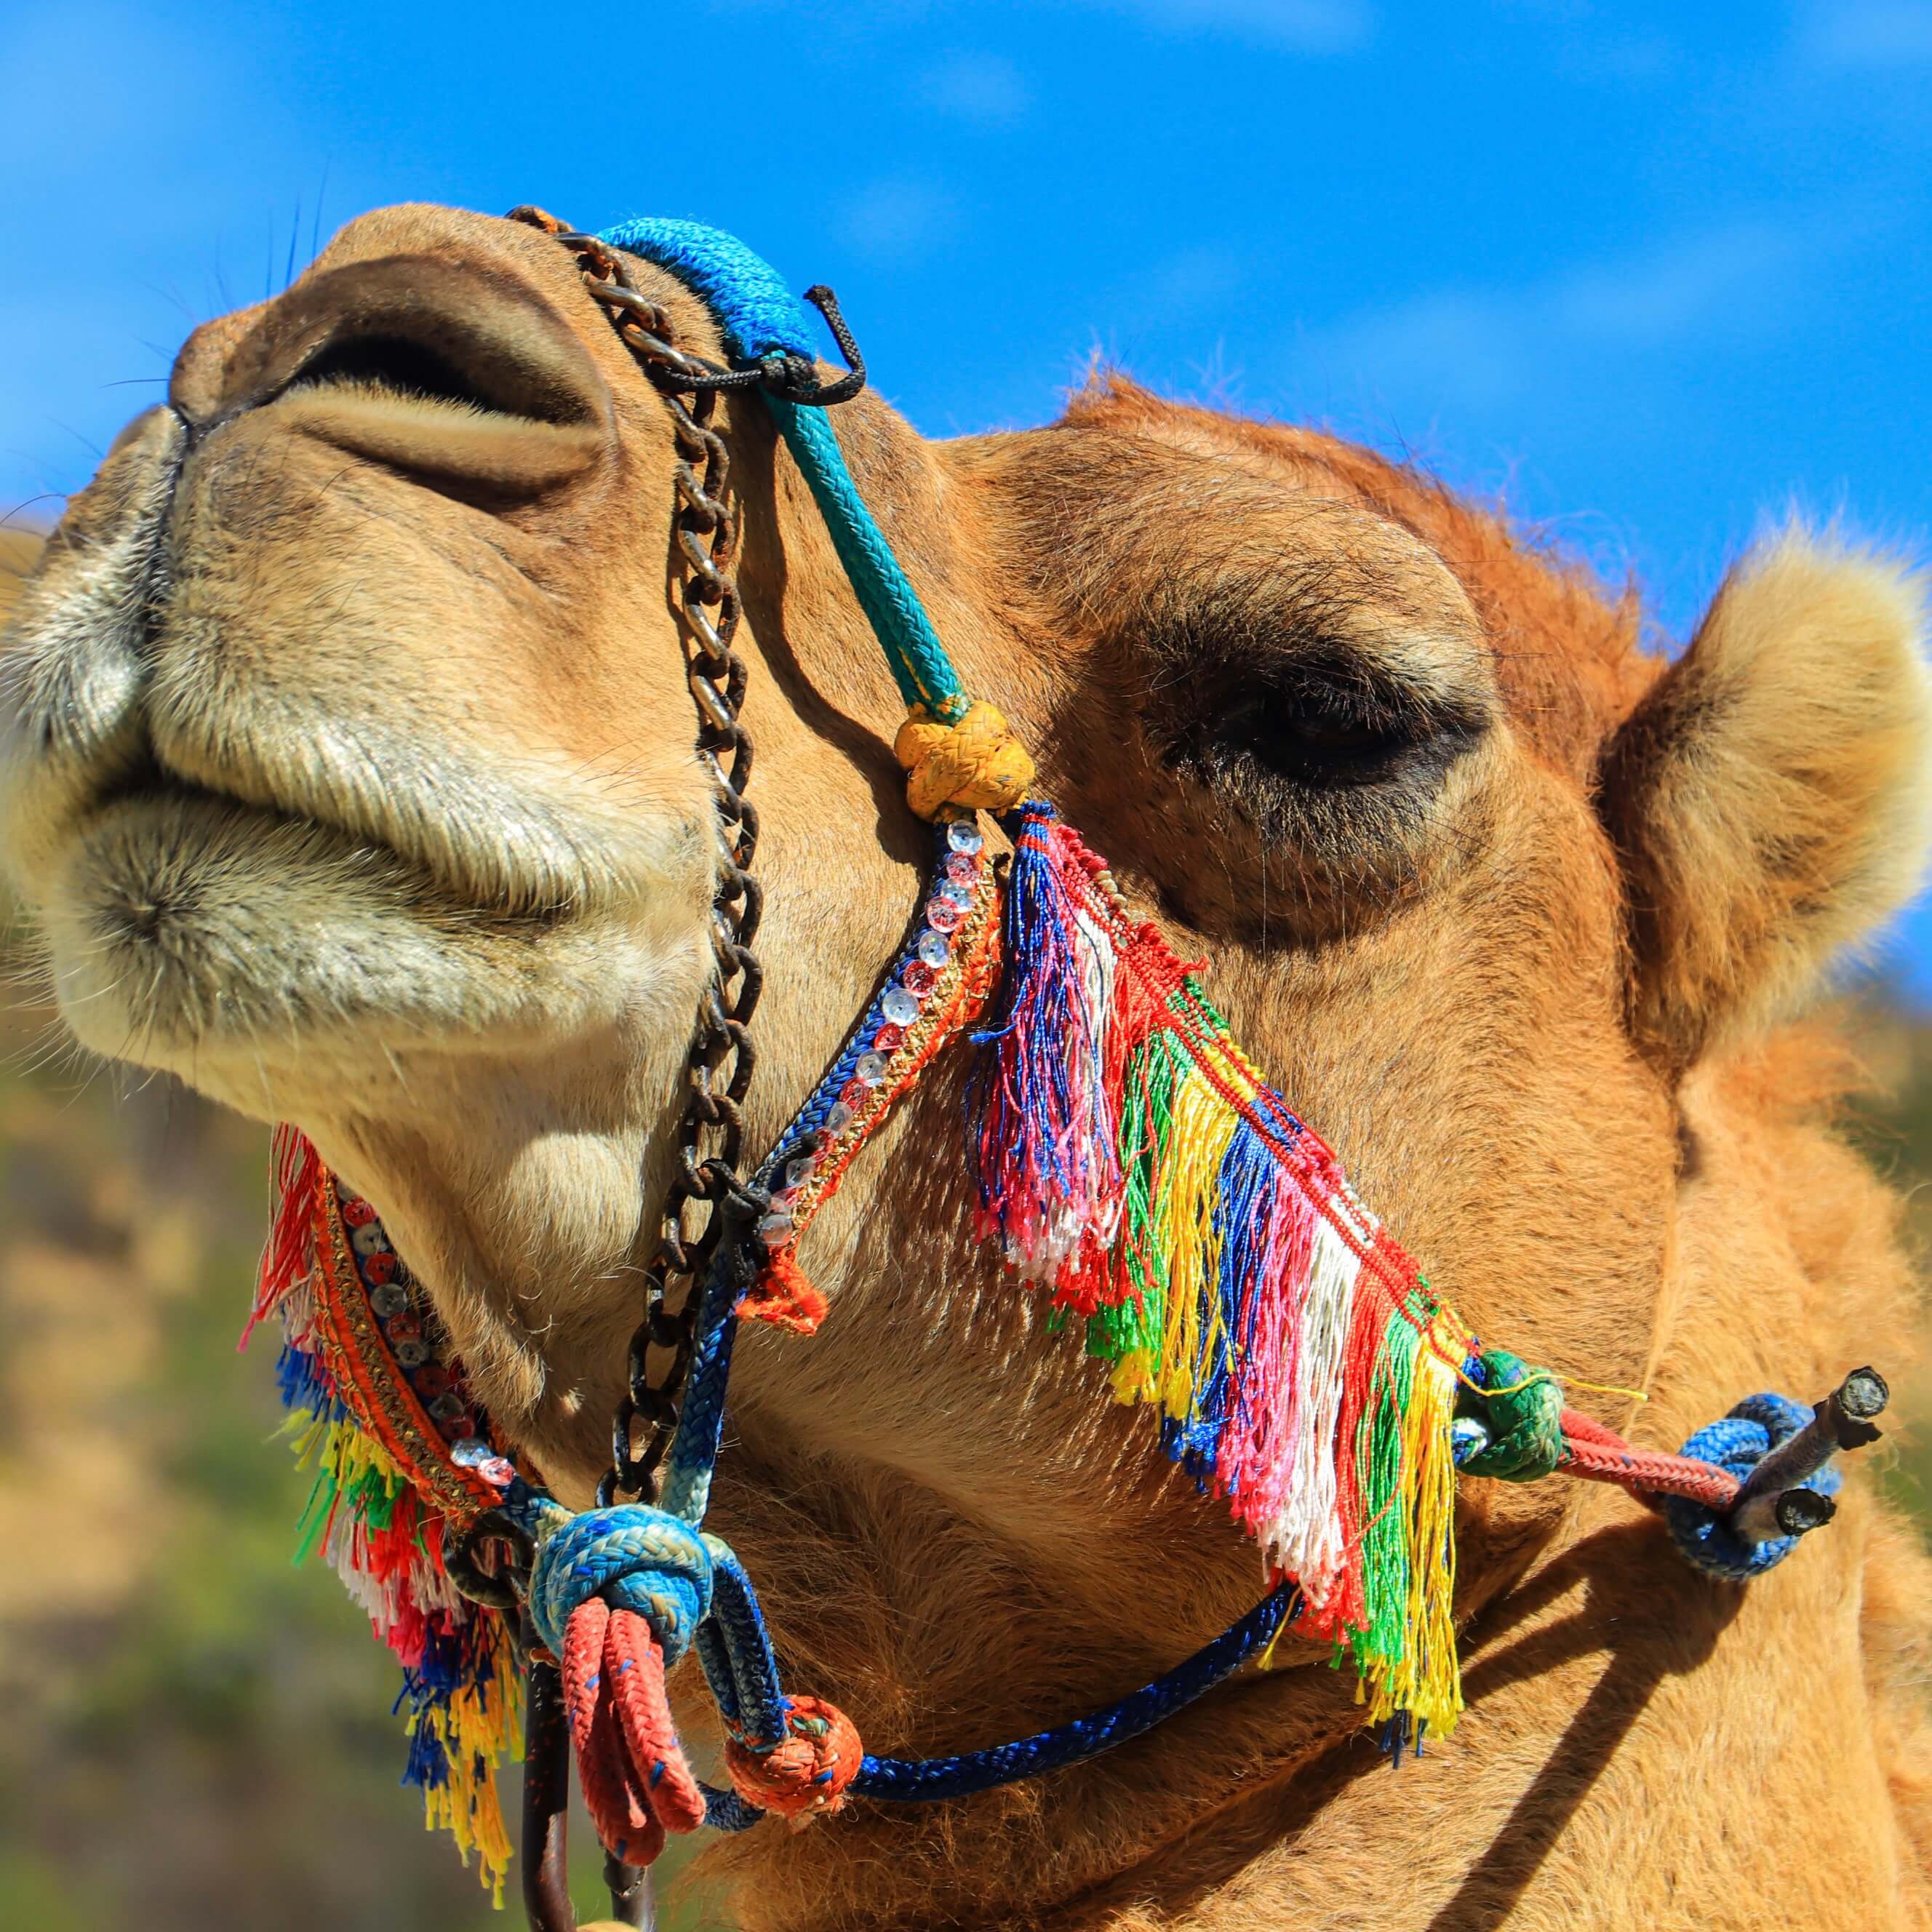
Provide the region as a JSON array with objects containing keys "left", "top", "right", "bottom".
[
  {"left": 274, "top": 1338, "right": 340, "bottom": 1419},
  {"left": 396, "top": 1675, "right": 455, "bottom": 1792},
  {"left": 968, "top": 804, "right": 1117, "bottom": 1278}
]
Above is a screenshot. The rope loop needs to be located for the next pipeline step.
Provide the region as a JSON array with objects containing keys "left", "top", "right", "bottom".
[
  {"left": 1456, "top": 1347, "right": 1565, "bottom": 1482},
  {"left": 1661, "top": 1393, "right": 1840, "bottom": 1581},
  {"left": 894, "top": 699, "right": 1037, "bottom": 820},
  {"left": 524, "top": 1501, "right": 715, "bottom": 1662},
  {"left": 725, "top": 1695, "right": 864, "bottom": 1822}
]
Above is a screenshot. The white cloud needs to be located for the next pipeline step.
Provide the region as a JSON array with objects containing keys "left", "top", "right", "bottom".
[
  {"left": 1141, "top": 243, "right": 1247, "bottom": 317},
  {"left": 1082, "top": 0, "right": 1373, "bottom": 53},
  {"left": 1551, "top": 223, "right": 1805, "bottom": 339},
  {"left": 922, "top": 52, "right": 1032, "bottom": 124},
  {"left": 1796, "top": 1, "right": 1932, "bottom": 63},
  {"left": 1314, "top": 220, "right": 1813, "bottom": 412},
  {"left": 839, "top": 180, "right": 957, "bottom": 263}
]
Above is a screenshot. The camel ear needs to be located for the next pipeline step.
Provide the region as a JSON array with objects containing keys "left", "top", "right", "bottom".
[{"left": 1602, "top": 533, "right": 1932, "bottom": 1073}]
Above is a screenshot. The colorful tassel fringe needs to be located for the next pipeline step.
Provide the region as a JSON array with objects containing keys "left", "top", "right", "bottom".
[
  {"left": 249, "top": 1129, "right": 521, "bottom": 1899},
  {"left": 971, "top": 806, "right": 1472, "bottom": 1736}
]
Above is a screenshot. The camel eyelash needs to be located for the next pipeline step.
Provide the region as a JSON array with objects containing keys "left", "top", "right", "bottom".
[{"left": 1150, "top": 650, "right": 1489, "bottom": 823}]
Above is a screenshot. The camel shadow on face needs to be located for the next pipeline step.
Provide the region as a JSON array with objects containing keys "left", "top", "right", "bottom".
[
  {"left": 1410, "top": 1521, "right": 1743, "bottom": 1932},
  {"left": 1090, "top": 1520, "right": 1743, "bottom": 1932}
]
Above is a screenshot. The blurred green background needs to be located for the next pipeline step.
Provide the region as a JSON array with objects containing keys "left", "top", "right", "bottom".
[{"left": 0, "top": 529, "right": 1925, "bottom": 1930}]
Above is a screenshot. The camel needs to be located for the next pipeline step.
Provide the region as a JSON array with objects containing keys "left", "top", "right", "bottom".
[{"left": 3, "top": 203, "right": 1930, "bottom": 1932}]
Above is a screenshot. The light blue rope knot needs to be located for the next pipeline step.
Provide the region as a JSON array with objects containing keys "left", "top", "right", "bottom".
[
  {"left": 522, "top": 1501, "right": 716, "bottom": 1661},
  {"left": 1660, "top": 1392, "right": 1841, "bottom": 1582}
]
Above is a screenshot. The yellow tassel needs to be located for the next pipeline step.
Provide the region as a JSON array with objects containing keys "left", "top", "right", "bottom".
[
  {"left": 894, "top": 700, "right": 1036, "bottom": 818},
  {"left": 412, "top": 1616, "right": 523, "bottom": 1903},
  {"left": 1363, "top": 1323, "right": 1464, "bottom": 1737},
  {"left": 1154, "top": 1067, "right": 1240, "bottom": 1424}
]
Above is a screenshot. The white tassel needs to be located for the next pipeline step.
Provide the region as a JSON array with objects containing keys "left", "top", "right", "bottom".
[{"left": 1261, "top": 1214, "right": 1361, "bottom": 1604}]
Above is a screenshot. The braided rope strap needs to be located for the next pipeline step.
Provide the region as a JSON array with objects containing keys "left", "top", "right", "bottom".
[
  {"left": 1455, "top": 1368, "right": 1847, "bottom": 1583},
  {"left": 507, "top": 1484, "right": 863, "bottom": 1862},
  {"left": 596, "top": 217, "right": 1035, "bottom": 821}
]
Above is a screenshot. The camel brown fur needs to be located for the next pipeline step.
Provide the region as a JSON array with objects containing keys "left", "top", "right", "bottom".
[{"left": 2, "top": 205, "right": 1929, "bottom": 1931}]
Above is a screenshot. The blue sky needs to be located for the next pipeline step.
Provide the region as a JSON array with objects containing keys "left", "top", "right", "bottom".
[{"left": 7, "top": 0, "right": 1932, "bottom": 989}]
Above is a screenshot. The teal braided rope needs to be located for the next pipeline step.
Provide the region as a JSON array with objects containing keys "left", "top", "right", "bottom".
[
  {"left": 765, "top": 399, "right": 966, "bottom": 720},
  {"left": 507, "top": 1484, "right": 714, "bottom": 1662},
  {"left": 598, "top": 217, "right": 969, "bottom": 724}
]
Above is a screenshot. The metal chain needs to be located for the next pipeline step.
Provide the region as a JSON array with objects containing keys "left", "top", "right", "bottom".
[{"left": 508, "top": 207, "right": 765, "bottom": 1509}]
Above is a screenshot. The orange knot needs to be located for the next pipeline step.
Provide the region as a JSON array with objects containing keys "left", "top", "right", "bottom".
[
  {"left": 739, "top": 1250, "right": 830, "bottom": 1336},
  {"left": 893, "top": 700, "right": 1035, "bottom": 820},
  {"left": 725, "top": 1696, "right": 863, "bottom": 1824}
]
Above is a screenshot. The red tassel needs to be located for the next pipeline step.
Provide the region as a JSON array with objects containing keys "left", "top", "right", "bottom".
[
  {"left": 741, "top": 1249, "right": 831, "bottom": 1335},
  {"left": 240, "top": 1124, "right": 324, "bottom": 1349}
]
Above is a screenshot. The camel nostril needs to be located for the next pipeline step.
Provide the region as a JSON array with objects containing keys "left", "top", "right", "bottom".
[
  {"left": 169, "top": 252, "right": 617, "bottom": 495},
  {"left": 290, "top": 333, "right": 509, "bottom": 418}
]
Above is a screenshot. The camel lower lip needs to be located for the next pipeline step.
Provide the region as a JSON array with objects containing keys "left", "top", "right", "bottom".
[
  {"left": 38, "top": 787, "right": 612, "bottom": 1078},
  {"left": 73, "top": 771, "right": 573, "bottom": 930}
]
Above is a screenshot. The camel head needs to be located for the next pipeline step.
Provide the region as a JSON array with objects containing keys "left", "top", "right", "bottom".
[{"left": 5, "top": 204, "right": 1930, "bottom": 1928}]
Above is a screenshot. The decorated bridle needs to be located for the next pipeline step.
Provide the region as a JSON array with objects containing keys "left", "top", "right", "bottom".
[{"left": 244, "top": 209, "right": 1891, "bottom": 1931}]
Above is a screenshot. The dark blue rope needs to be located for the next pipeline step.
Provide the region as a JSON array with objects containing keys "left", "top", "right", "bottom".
[
  {"left": 660, "top": 822, "right": 962, "bottom": 1526},
  {"left": 700, "top": 1546, "right": 791, "bottom": 1750},
  {"left": 1661, "top": 1393, "right": 1839, "bottom": 1581},
  {"left": 851, "top": 1586, "right": 1297, "bottom": 1801},
  {"left": 699, "top": 1783, "right": 765, "bottom": 1832},
  {"left": 657, "top": 1242, "right": 749, "bottom": 1527}
]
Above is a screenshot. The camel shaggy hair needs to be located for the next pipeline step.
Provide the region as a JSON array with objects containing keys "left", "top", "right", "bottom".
[{"left": 3, "top": 206, "right": 1931, "bottom": 1931}]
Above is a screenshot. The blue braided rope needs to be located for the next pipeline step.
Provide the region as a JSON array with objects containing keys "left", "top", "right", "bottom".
[
  {"left": 699, "top": 1783, "right": 765, "bottom": 1832},
  {"left": 850, "top": 1586, "right": 1298, "bottom": 1801},
  {"left": 1661, "top": 1392, "right": 1840, "bottom": 1581},
  {"left": 658, "top": 1244, "right": 746, "bottom": 1527},
  {"left": 662, "top": 821, "right": 969, "bottom": 1525},
  {"left": 595, "top": 217, "right": 817, "bottom": 363},
  {"left": 698, "top": 1542, "right": 791, "bottom": 1751},
  {"left": 597, "top": 217, "right": 968, "bottom": 723}
]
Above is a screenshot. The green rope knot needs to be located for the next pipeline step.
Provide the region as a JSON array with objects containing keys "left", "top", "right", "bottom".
[{"left": 1457, "top": 1348, "right": 1565, "bottom": 1482}]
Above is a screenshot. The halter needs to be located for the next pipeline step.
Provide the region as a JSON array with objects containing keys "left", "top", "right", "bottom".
[{"left": 242, "top": 209, "right": 1892, "bottom": 1931}]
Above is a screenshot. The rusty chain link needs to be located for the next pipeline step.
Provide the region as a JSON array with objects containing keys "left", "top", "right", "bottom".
[{"left": 508, "top": 207, "right": 765, "bottom": 1509}]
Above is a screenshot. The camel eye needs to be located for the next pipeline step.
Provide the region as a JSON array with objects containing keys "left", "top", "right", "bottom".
[
  {"left": 1183, "top": 657, "right": 1485, "bottom": 805},
  {"left": 1213, "top": 668, "right": 1434, "bottom": 788}
]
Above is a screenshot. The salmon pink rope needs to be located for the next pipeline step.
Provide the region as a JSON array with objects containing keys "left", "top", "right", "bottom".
[
  {"left": 559, "top": 1598, "right": 707, "bottom": 1868},
  {"left": 1559, "top": 1408, "right": 1742, "bottom": 1510}
]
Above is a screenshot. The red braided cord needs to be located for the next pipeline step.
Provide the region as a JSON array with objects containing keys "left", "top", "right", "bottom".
[
  {"left": 1557, "top": 1407, "right": 1741, "bottom": 1509},
  {"left": 604, "top": 1609, "right": 707, "bottom": 1835},
  {"left": 562, "top": 1599, "right": 666, "bottom": 1867},
  {"left": 560, "top": 1599, "right": 710, "bottom": 1864}
]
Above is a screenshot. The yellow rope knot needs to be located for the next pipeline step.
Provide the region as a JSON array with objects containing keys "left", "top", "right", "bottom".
[{"left": 893, "top": 700, "right": 1036, "bottom": 820}]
